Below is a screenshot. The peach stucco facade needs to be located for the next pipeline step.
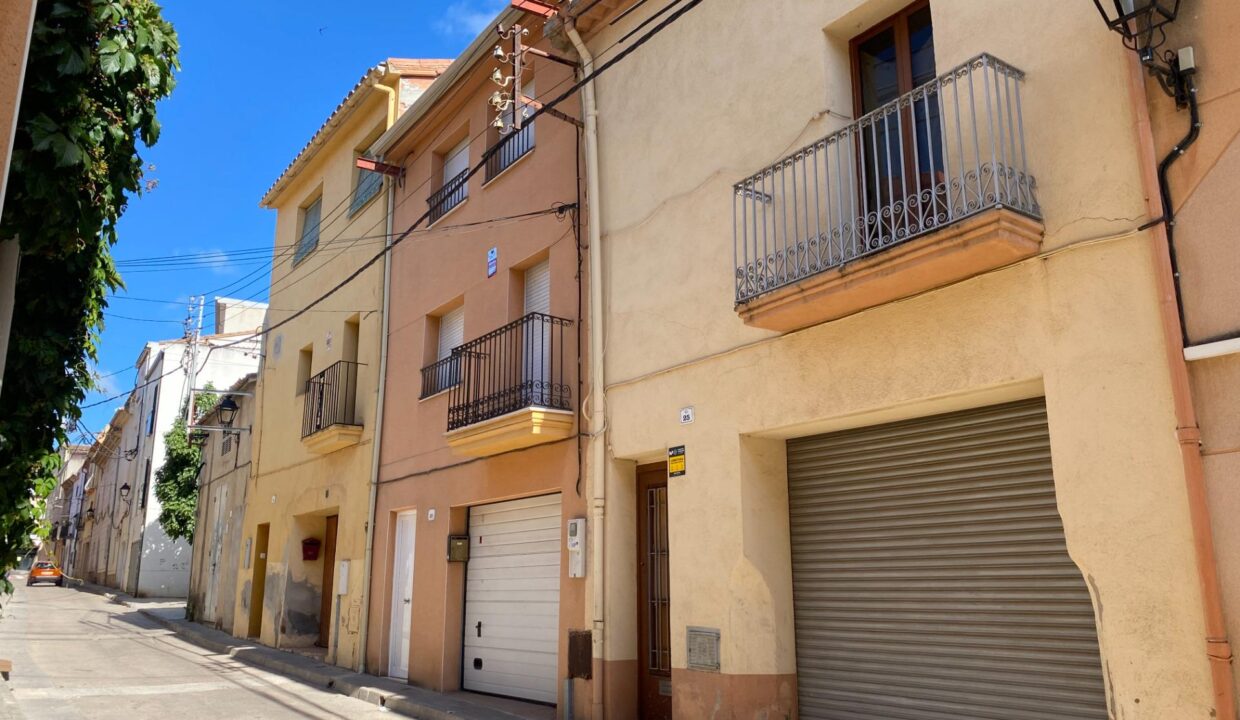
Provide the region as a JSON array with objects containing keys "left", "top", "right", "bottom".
[
  {"left": 1147, "top": 0, "right": 1240, "bottom": 705},
  {"left": 366, "top": 17, "right": 591, "bottom": 717},
  {"left": 575, "top": 0, "right": 1231, "bottom": 717}
]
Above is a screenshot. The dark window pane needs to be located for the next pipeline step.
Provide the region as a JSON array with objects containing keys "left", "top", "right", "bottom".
[
  {"left": 856, "top": 28, "right": 898, "bottom": 114},
  {"left": 907, "top": 6, "right": 936, "bottom": 85}
]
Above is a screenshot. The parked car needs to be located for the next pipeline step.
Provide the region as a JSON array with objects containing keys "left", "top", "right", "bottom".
[{"left": 26, "top": 561, "right": 63, "bottom": 586}]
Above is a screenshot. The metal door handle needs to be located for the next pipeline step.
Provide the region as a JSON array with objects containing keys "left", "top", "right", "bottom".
[
  {"left": 403, "top": 598, "right": 410, "bottom": 604},
  {"left": 476, "top": 620, "right": 482, "bottom": 637}
]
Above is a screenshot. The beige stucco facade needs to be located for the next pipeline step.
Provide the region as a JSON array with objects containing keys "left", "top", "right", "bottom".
[
  {"left": 231, "top": 60, "right": 446, "bottom": 669},
  {"left": 188, "top": 375, "right": 256, "bottom": 633},
  {"left": 364, "top": 14, "right": 591, "bottom": 716},
  {"left": 575, "top": 0, "right": 1228, "bottom": 717}
]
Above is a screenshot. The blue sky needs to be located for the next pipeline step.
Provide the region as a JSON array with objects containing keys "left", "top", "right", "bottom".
[{"left": 80, "top": 0, "right": 508, "bottom": 435}]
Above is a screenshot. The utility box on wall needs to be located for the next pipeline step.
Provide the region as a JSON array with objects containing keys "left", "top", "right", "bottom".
[
  {"left": 301, "top": 538, "right": 321, "bottom": 561},
  {"left": 567, "top": 517, "right": 586, "bottom": 578},
  {"left": 447, "top": 535, "right": 469, "bottom": 563}
]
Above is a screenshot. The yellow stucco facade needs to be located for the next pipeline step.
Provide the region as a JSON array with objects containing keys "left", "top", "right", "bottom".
[
  {"left": 577, "top": 0, "right": 1228, "bottom": 717},
  {"left": 231, "top": 60, "right": 446, "bottom": 669}
]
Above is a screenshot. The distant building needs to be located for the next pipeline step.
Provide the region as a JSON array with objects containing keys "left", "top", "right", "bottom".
[
  {"left": 108, "top": 305, "right": 265, "bottom": 598},
  {"left": 187, "top": 373, "right": 256, "bottom": 632}
]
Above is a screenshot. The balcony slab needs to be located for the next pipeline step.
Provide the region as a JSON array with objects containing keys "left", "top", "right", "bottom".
[
  {"left": 445, "top": 406, "right": 574, "bottom": 458},
  {"left": 302, "top": 423, "right": 363, "bottom": 454},
  {"left": 737, "top": 208, "right": 1043, "bottom": 333}
]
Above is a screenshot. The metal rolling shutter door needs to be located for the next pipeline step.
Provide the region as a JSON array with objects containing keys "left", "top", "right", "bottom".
[{"left": 787, "top": 398, "right": 1108, "bottom": 720}]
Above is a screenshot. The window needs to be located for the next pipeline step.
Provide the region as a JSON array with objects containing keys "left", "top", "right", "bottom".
[
  {"left": 429, "top": 140, "right": 469, "bottom": 223},
  {"left": 523, "top": 260, "right": 551, "bottom": 393},
  {"left": 140, "top": 459, "right": 151, "bottom": 509},
  {"left": 350, "top": 160, "right": 383, "bottom": 216},
  {"left": 851, "top": 2, "right": 938, "bottom": 221},
  {"left": 421, "top": 306, "right": 464, "bottom": 398},
  {"left": 438, "top": 306, "right": 465, "bottom": 362},
  {"left": 444, "top": 140, "right": 470, "bottom": 192},
  {"left": 146, "top": 386, "right": 158, "bottom": 435},
  {"left": 296, "top": 345, "right": 313, "bottom": 396},
  {"left": 221, "top": 432, "right": 234, "bottom": 456},
  {"left": 294, "top": 196, "right": 322, "bottom": 264},
  {"left": 487, "top": 77, "right": 536, "bottom": 181}
]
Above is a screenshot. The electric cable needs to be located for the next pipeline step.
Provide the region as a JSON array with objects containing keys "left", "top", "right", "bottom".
[
  {"left": 80, "top": 0, "right": 707, "bottom": 411},
  {"left": 188, "top": 0, "right": 705, "bottom": 343}
]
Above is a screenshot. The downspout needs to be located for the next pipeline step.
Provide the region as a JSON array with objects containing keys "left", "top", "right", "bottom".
[
  {"left": 565, "top": 21, "right": 606, "bottom": 719},
  {"left": 356, "top": 77, "right": 397, "bottom": 673},
  {"left": 1126, "top": 57, "right": 1235, "bottom": 719}
]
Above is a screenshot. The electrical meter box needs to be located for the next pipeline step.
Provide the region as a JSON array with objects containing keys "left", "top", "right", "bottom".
[
  {"left": 336, "top": 559, "right": 349, "bottom": 595},
  {"left": 567, "top": 517, "right": 586, "bottom": 578}
]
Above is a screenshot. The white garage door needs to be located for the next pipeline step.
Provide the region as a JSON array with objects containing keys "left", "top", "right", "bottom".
[
  {"left": 463, "top": 494, "right": 561, "bottom": 703},
  {"left": 787, "top": 398, "right": 1108, "bottom": 719}
]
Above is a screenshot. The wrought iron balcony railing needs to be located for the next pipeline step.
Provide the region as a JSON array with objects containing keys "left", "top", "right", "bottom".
[
  {"left": 733, "top": 53, "right": 1039, "bottom": 304},
  {"left": 428, "top": 169, "right": 468, "bottom": 224},
  {"left": 302, "top": 360, "right": 361, "bottom": 439},
  {"left": 420, "top": 354, "right": 461, "bottom": 399},
  {"left": 486, "top": 124, "right": 534, "bottom": 182},
  {"left": 446, "top": 312, "right": 573, "bottom": 432}
]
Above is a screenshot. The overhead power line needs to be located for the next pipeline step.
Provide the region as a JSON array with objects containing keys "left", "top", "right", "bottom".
[
  {"left": 201, "top": 0, "right": 706, "bottom": 353},
  {"left": 81, "top": 0, "right": 707, "bottom": 412}
]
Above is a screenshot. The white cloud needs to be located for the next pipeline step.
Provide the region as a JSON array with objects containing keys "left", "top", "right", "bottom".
[
  {"left": 199, "top": 248, "right": 235, "bottom": 276},
  {"left": 435, "top": 0, "right": 508, "bottom": 37}
]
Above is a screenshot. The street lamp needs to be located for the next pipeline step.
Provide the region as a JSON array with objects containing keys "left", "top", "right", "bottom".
[
  {"left": 85, "top": 506, "right": 95, "bottom": 522},
  {"left": 119, "top": 483, "right": 130, "bottom": 501},
  {"left": 217, "top": 396, "right": 240, "bottom": 427},
  {"left": 1091, "top": 0, "right": 1194, "bottom": 106}
]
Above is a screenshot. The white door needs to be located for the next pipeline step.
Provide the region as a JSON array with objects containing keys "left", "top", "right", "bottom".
[
  {"left": 523, "top": 260, "right": 551, "bottom": 403},
  {"left": 463, "top": 494, "right": 561, "bottom": 703},
  {"left": 388, "top": 511, "right": 417, "bottom": 679}
]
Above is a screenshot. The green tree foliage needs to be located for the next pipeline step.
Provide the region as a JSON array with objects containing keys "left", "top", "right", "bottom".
[
  {"left": 0, "top": 1, "right": 179, "bottom": 592},
  {"left": 153, "top": 389, "right": 216, "bottom": 543},
  {"left": 154, "top": 416, "right": 199, "bottom": 543}
]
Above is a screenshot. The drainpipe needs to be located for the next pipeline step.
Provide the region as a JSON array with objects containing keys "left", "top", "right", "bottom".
[
  {"left": 565, "top": 21, "right": 606, "bottom": 719},
  {"left": 371, "top": 70, "right": 398, "bottom": 132},
  {"left": 1126, "top": 56, "right": 1236, "bottom": 719},
  {"left": 356, "top": 92, "right": 397, "bottom": 672}
]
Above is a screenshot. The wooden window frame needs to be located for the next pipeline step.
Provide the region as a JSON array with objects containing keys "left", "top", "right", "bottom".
[{"left": 848, "top": 0, "right": 931, "bottom": 118}]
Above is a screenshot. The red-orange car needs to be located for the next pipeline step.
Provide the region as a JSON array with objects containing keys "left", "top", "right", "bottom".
[{"left": 26, "top": 561, "right": 63, "bottom": 586}]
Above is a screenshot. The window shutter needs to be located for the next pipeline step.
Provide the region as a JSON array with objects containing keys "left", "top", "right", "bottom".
[
  {"left": 524, "top": 259, "right": 551, "bottom": 316},
  {"left": 438, "top": 306, "right": 465, "bottom": 360},
  {"left": 296, "top": 198, "right": 322, "bottom": 263}
]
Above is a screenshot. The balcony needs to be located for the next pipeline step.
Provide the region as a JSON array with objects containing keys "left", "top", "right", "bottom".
[
  {"left": 485, "top": 124, "right": 534, "bottom": 183},
  {"left": 444, "top": 312, "right": 574, "bottom": 457},
  {"left": 301, "top": 360, "right": 362, "bottom": 453},
  {"left": 733, "top": 54, "right": 1043, "bottom": 332},
  {"left": 420, "top": 354, "right": 460, "bottom": 399},
  {"left": 428, "top": 169, "right": 468, "bottom": 225}
]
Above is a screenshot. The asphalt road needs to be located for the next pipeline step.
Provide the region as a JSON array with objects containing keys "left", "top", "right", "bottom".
[{"left": 0, "top": 572, "right": 393, "bottom": 719}]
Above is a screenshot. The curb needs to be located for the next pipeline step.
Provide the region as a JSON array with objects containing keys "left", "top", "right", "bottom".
[{"left": 99, "top": 595, "right": 529, "bottom": 720}]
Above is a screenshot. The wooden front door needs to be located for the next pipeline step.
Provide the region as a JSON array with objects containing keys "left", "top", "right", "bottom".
[
  {"left": 318, "top": 515, "right": 338, "bottom": 647},
  {"left": 248, "top": 523, "right": 269, "bottom": 638},
  {"left": 637, "top": 464, "right": 672, "bottom": 719}
]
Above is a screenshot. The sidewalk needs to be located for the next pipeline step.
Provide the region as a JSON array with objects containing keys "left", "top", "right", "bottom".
[{"left": 80, "top": 583, "right": 551, "bottom": 720}]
